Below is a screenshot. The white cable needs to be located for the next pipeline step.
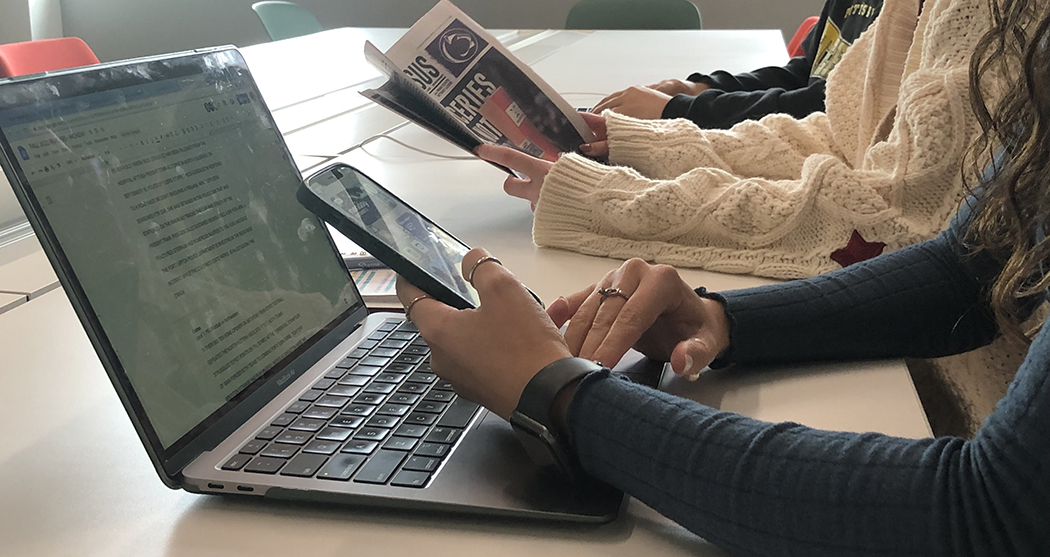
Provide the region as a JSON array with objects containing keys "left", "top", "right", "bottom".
[{"left": 356, "top": 134, "right": 476, "bottom": 161}]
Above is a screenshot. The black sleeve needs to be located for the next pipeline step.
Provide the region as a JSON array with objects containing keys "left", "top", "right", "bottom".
[
  {"left": 684, "top": 55, "right": 813, "bottom": 93},
  {"left": 719, "top": 201, "right": 1004, "bottom": 365},
  {"left": 661, "top": 76, "right": 826, "bottom": 129}
]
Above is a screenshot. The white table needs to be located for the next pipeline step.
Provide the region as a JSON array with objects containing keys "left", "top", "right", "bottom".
[{"left": 0, "top": 28, "right": 931, "bottom": 557}]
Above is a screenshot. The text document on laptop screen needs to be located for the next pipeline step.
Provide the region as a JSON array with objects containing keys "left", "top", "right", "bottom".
[{"left": 0, "top": 51, "right": 359, "bottom": 449}]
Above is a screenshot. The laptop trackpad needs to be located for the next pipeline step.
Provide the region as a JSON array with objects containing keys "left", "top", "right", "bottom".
[{"left": 428, "top": 411, "right": 624, "bottom": 522}]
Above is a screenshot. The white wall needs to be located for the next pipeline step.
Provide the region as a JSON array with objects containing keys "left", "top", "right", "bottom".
[{"left": 62, "top": 0, "right": 826, "bottom": 63}]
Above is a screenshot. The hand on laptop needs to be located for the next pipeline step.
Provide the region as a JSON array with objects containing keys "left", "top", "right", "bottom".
[
  {"left": 592, "top": 85, "right": 673, "bottom": 120},
  {"left": 546, "top": 259, "right": 730, "bottom": 378},
  {"left": 395, "top": 248, "right": 570, "bottom": 420},
  {"left": 476, "top": 113, "right": 608, "bottom": 211}
]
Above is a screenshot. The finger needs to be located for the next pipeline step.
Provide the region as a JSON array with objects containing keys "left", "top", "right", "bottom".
[
  {"left": 591, "top": 92, "right": 617, "bottom": 112},
  {"left": 563, "top": 286, "right": 603, "bottom": 356},
  {"left": 578, "top": 273, "right": 643, "bottom": 361},
  {"left": 460, "top": 247, "right": 522, "bottom": 306},
  {"left": 476, "top": 144, "right": 547, "bottom": 177},
  {"left": 591, "top": 91, "right": 623, "bottom": 114},
  {"left": 394, "top": 276, "right": 457, "bottom": 333},
  {"left": 503, "top": 177, "right": 538, "bottom": 203},
  {"left": 579, "top": 111, "right": 608, "bottom": 139},
  {"left": 589, "top": 279, "right": 670, "bottom": 368},
  {"left": 669, "top": 335, "right": 721, "bottom": 378},
  {"left": 580, "top": 140, "right": 610, "bottom": 158},
  {"left": 546, "top": 284, "right": 593, "bottom": 328}
]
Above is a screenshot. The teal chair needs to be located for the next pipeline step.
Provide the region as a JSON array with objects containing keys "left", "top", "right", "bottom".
[
  {"left": 566, "top": 0, "right": 702, "bottom": 30},
  {"left": 252, "top": 1, "right": 324, "bottom": 41}
]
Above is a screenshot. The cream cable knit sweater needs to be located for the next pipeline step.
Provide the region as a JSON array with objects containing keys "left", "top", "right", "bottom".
[{"left": 534, "top": 0, "right": 991, "bottom": 279}]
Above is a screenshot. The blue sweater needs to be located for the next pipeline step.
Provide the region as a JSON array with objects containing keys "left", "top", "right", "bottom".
[{"left": 567, "top": 205, "right": 1049, "bottom": 556}]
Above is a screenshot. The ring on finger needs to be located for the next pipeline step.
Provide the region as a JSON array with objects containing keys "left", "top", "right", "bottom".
[
  {"left": 467, "top": 256, "right": 503, "bottom": 286},
  {"left": 597, "top": 287, "right": 630, "bottom": 303},
  {"left": 404, "top": 294, "right": 433, "bottom": 322}
]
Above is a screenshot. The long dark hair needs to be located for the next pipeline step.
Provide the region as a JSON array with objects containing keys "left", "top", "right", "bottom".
[{"left": 967, "top": 0, "right": 1050, "bottom": 341}]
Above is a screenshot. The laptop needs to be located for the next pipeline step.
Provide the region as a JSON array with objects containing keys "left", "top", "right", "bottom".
[{"left": 0, "top": 46, "right": 655, "bottom": 522}]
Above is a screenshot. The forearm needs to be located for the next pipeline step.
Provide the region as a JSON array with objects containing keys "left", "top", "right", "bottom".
[
  {"left": 568, "top": 359, "right": 1050, "bottom": 557},
  {"left": 662, "top": 80, "right": 827, "bottom": 130},
  {"left": 687, "top": 56, "right": 812, "bottom": 93},
  {"left": 720, "top": 232, "right": 1000, "bottom": 363}
]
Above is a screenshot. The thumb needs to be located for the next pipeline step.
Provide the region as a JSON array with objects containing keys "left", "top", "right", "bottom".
[
  {"left": 669, "top": 334, "right": 722, "bottom": 378},
  {"left": 547, "top": 296, "right": 571, "bottom": 328}
]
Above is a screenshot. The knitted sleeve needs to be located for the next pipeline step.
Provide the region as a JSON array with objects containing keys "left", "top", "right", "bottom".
[{"left": 566, "top": 225, "right": 1050, "bottom": 556}]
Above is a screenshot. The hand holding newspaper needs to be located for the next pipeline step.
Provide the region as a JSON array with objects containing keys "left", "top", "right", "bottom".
[{"left": 362, "top": 0, "right": 596, "bottom": 169}]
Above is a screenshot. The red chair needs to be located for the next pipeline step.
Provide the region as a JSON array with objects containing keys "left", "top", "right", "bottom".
[
  {"left": 787, "top": 16, "right": 820, "bottom": 58},
  {"left": 0, "top": 37, "right": 100, "bottom": 78}
]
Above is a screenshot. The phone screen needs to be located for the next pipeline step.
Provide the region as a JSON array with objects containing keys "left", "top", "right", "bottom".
[{"left": 305, "top": 166, "right": 480, "bottom": 307}]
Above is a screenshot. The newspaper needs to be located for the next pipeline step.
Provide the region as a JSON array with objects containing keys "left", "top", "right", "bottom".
[{"left": 362, "top": 0, "right": 596, "bottom": 164}]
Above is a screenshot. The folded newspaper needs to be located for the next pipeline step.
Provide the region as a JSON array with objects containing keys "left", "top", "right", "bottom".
[{"left": 362, "top": 0, "right": 596, "bottom": 167}]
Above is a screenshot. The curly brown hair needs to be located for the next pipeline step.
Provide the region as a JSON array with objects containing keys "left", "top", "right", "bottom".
[{"left": 967, "top": 0, "right": 1050, "bottom": 342}]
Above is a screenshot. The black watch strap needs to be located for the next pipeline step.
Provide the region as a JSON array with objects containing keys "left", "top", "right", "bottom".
[{"left": 515, "top": 357, "right": 602, "bottom": 430}]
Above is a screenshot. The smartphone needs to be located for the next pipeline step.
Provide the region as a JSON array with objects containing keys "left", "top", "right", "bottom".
[{"left": 299, "top": 163, "right": 531, "bottom": 310}]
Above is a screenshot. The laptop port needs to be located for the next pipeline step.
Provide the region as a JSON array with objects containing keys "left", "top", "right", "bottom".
[
  {"left": 236, "top": 485, "right": 255, "bottom": 492},
  {"left": 207, "top": 483, "right": 224, "bottom": 490}
]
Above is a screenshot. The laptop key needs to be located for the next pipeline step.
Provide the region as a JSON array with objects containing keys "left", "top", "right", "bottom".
[
  {"left": 270, "top": 413, "right": 296, "bottom": 427},
  {"left": 280, "top": 453, "right": 328, "bottom": 477},
  {"left": 289, "top": 418, "right": 326, "bottom": 432},
  {"left": 256, "top": 426, "right": 283, "bottom": 441},
  {"left": 394, "top": 424, "right": 429, "bottom": 438},
  {"left": 367, "top": 331, "right": 388, "bottom": 341},
  {"left": 387, "top": 363, "right": 413, "bottom": 373},
  {"left": 388, "top": 393, "right": 419, "bottom": 405},
  {"left": 437, "top": 398, "right": 480, "bottom": 428},
  {"left": 354, "top": 450, "right": 406, "bottom": 484},
  {"left": 433, "top": 380, "right": 455, "bottom": 392},
  {"left": 349, "top": 365, "right": 382, "bottom": 377},
  {"left": 312, "top": 378, "right": 336, "bottom": 390},
  {"left": 303, "top": 440, "right": 341, "bottom": 455},
  {"left": 275, "top": 431, "right": 312, "bottom": 445},
  {"left": 244, "top": 456, "right": 285, "bottom": 474},
  {"left": 380, "top": 339, "right": 408, "bottom": 349},
  {"left": 377, "top": 321, "right": 399, "bottom": 332},
  {"left": 359, "top": 339, "right": 379, "bottom": 349},
  {"left": 324, "top": 368, "right": 347, "bottom": 380},
  {"left": 390, "top": 470, "right": 430, "bottom": 488},
  {"left": 337, "top": 375, "right": 369, "bottom": 387},
  {"left": 364, "top": 383, "right": 396, "bottom": 394},
  {"left": 353, "top": 393, "right": 386, "bottom": 405},
  {"left": 260, "top": 444, "right": 299, "bottom": 459},
  {"left": 424, "top": 390, "right": 455, "bottom": 403},
  {"left": 222, "top": 454, "right": 252, "bottom": 471},
  {"left": 348, "top": 348, "right": 369, "bottom": 359},
  {"left": 406, "top": 372, "right": 436, "bottom": 384},
  {"left": 341, "top": 404, "right": 376, "bottom": 416},
  {"left": 335, "top": 357, "right": 359, "bottom": 369},
  {"left": 425, "top": 427, "right": 461, "bottom": 445},
  {"left": 402, "top": 345, "right": 429, "bottom": 356},
  {"left": 360, "top": 356, "right": 392, "bottom": 367},
  {"left": 239, "top": 439, "right": 267, "bottom": 455},
  {"left": 366, "top": 415, "right": 399, "bottom": 428},
  {"left": 415, "top": 442, "right": 450, "bottom": 458},
  {"left": 403, "top": 456, "right": 440, "bottom": 473},
  {"left": 390, "top": 330, "right": 416, "bottom": 339},
  {"left": 317, "top": 454, "right": 366, "bottom": 481},
  {"left": 299, "top": 389, "right": 324, "bottom": 402},
  {"left": 342, "top": 440, "right": 379, "bottom": 454},
  {"left": 396, "top": 354, "right": 425, "bottom": 365},
  {"left": 405, "top": 412, "right": 437, "bottom": 426},
  {"left": 383, "top": 436, "right": 418, "bottom": 451},
  {"left": 374, "top": 372, "right": 406, "bottom": 384},
  {"left": 370, "top": 348, "right": 399, "bottom": 358},
  {"left": 328, "top": 385, "right": 360, "bottom": 397},
  {"left": 330, "top": 416, "right": 364, "bottom": 429},
  {"left": 377, "top": 403, "right": 411, "bottom": 417},
  {"left": 354, "top": 427, "right": 390, "bottom": 442},
  {"left": 285, "top": 401, "right": 311, "bottom": 414},
  {"left": 314, "top": 395, "right": 350, "bottom": 408},
  {"left": 302, "top": 406, "right": 338, "bottom": 420},
  {"left": 416, "top": 401, "right": 447, "bottom": 414},
  {"left": 315, "top": 426, "right": 354, "bottom": 442},
  {"left": 397, "top": 383, "right": 428, "bottom": 394}
]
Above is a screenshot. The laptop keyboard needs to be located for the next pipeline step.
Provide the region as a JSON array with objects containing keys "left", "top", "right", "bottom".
[{"left": 220, "top": 319, "right": 480, "bottom": 488}]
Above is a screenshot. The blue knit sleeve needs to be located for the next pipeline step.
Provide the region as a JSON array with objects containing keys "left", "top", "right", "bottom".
[{"left": 569, "top": 349, "right": 1048, "bottom": 556}]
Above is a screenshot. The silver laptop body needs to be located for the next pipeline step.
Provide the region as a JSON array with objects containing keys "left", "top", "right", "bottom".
[{"left": 0, "top": 47, "right": 627, "bottom": 522}]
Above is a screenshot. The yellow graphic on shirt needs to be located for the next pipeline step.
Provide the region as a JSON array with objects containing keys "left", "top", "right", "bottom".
[{"left": 812, "top": 20, "right": 849, "bottom": 79}]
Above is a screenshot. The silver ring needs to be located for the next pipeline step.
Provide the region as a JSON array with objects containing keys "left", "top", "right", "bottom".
[
  {"left": 467, "top": 256, "right": 502, "bottom": 286},
  {"left": 597, "top": 287, "right": 630, "bottom": 302},
  {"left": 404, "top": 294, "right": 433, "bottom": 322}
]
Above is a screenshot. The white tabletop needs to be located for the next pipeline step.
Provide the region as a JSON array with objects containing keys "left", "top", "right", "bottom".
[{"left": 0, "top": 28, "right": 932, "bottom": 556}]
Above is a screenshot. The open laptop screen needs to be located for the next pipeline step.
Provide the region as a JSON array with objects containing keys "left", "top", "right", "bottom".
[{"left": 0, "top": 50, "right": 360, "bottom": 454}]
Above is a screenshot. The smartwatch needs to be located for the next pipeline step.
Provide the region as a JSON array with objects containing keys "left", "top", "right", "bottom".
[{"left": 509, "top": 357, "right": 602, "bottom": 478}]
